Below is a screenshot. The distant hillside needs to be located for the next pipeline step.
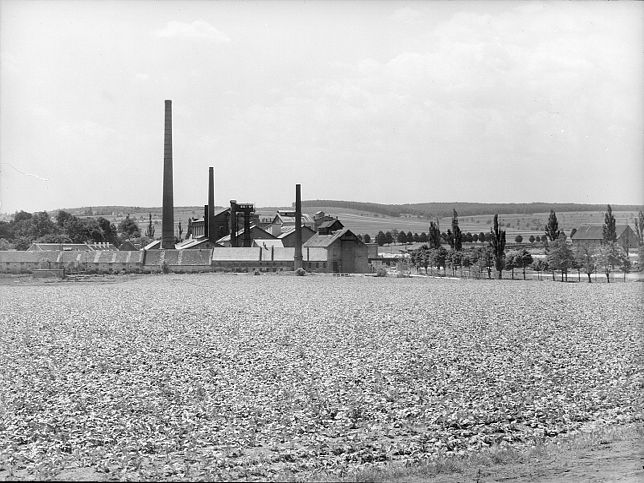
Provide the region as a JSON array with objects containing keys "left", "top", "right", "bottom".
[{"left": 301, "top": 200, "right": 643, "bottom": 219}]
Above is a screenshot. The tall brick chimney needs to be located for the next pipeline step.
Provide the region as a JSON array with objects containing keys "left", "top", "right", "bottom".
[
  {"left": 208, "top": 166, "right": 215, "bottom": 240},
  {"left": 294, "top": 184, "right": 303, "bottom": 270},
  {"left": 162, "top": 100, "right": 175, "bottom": 249}
]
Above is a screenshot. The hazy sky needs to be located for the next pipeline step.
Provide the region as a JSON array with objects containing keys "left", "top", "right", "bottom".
[{"left": 1, "top": 0, "right": 642, "bottom": 214}]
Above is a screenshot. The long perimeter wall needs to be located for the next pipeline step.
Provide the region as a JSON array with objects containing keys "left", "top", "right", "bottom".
[{"left": 0, "top": 247, "right": 339, "bottom": 274}]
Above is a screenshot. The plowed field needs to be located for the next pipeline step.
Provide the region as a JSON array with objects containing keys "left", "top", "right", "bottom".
[{"left": 0, "top": 274, "right": 642, "bottom": 480}]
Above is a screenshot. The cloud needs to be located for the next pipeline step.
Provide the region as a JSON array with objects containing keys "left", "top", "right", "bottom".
[{"left": 154, "top": 20, "right": 230, "bottom": 43}]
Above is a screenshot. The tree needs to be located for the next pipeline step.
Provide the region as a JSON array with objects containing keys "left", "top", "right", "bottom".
[
  {"left": 56, "top": 210, "right": 75, "bottom": 228},
  {"left": 478, "top": 232, "right": 486, "bottom": 244},
  {"left": 406, "top": 231, "right": 413, "bottom": 244},
  {"left": 602, "top": 204, "right": 617, "bottom": 244},
  {"left": 575, "top": 245, "right": 597, "bottom": 283},
  {"left": 471, "top": 246, "right": 493, "bottom": 279},
  {"left": 529, "top": 235, "right": 535, "bottom": 244},
  {"left": 118, "top": 215, "right": 140, "bottom": 238},
  {"left": 472, "top": 233, "right": 479, "bottom": 243},
  {"left": 544, "top": 210, "right": 561, "bottom": 243},
  {"left": 515, "top": 249, "right": 533, "bottom": 280},
  {"left": 97, "top": 217, "right": 118, "bottom": 245},
  {"left": 430, "top": 247, "right": 448, "bottom": 274},
  {"left": 13, "top": 211, "right": 32, "bottom": 223},
  {"left": 451, "top": 210, "right": 463, "bottom": 251},
  {"left": 376, "top": 231, "right": 386, "bottom": 246},
  {"left": 535, "top": 235, "right": 541, "bottom": 243},
  {"left": 412, "top": 233, "right": 420, "bottom": 243},
  {"left": 397, "top": 231, "right": 407, "bottom": 244},
  {"left": 531, "top": 258, "right": 548, "bottom": 281},
  {"left": 547, "top": 238, "right": 575, "bottom": 282},
  {"left": 145, "top": 213, "right": 155, "bottom": 239},
  {"left": 429, "top": 222, "right": 441, "bottom": 249},
  {"left": 514, "top": 234, "right": 523, "bottom": 243},
  {"left": 0, "top": 238, "right": 14, "bottom": 250},
  {"left": 385, "top": 231, "right": 394, "bottom": 246},
  {"left": 419, "top": 232, "right": 428, "bottom": 243},
  {"left": 505, "top": 250, "right": 518, "bottom": 279},
  {"left": 363, "top": 233, "right": 371, "bottom": 244},
  {"left": 597, "top": 242, "right": 623, "bottom": 283},
  {"left": 464, "top": 232, "right": 473, "bottom": 243},
  {"left": 634, "top": 210, "right": 644, "bottom": 246},
  {"left": 490, "top": 214, "right": 506, "bottom": 279}
]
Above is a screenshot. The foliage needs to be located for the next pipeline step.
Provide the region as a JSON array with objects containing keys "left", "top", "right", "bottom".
[
  {"left": 490, "top": 214, "right": 506, "bottom": 279},
  {"left": 514, "top": 234, "right": 523, "bottom": 243},
  {"left": 295, "top": 268, "right": 307, "bottom": 276},
  {"left": 428, "top": 222, "right": 441, "bottom": 249},
  {"left": 634, "top": 210, "right": 644, "bottom": 246},
  {"left": 385, "top": 231, "right": 394, "bottom": 245},
  {"left": 544, "top": 210, "right": 561, "bottom": 242},
  {"left": 376, "top": 231, "right": 386, "bottom": 246},
  {"left": 375, "top": 267, "right": 388, "bottom": 277},
  {"left": 363, "top": 233, "right": 371, "bottom": 244},
  {"left": 451, "top": 210, "right": 463, "bottom": 251},
  {"left": 529, "top": 235, "right": 535, "bottom": 244},
  {"left": 596, "top": 242, "right": 626, "bottom": 283},
  {"left": 574, "top": 245, "right": 597, "bottom": 283},
  {"left": 546, "top": 238, "right": 575, "bottom": 282},
  {"left": 602, "top": 204, "right": 617, "bottom": 243},
  {"left": 118, "top": 215, "right": 141, "bottom": 238},
  {"left": 145, "top": 213, "right": 155, "bottom": 238},
  {"left": 398, "top": 231, "right": 408, "bottom": 244}
]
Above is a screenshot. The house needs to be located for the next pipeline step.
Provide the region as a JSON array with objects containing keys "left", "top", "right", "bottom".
[
  {"left": 571, "top": 224, "right": 638, "bottom": 251},
  {"left": 277, "top": 226, "right": 316, "bottom": 247},
  {"left": 303, "top": 227, "right": 369, "bottom": 273},
  {"left": 313, "top": 211, "right": 338, "bottom": 230}
]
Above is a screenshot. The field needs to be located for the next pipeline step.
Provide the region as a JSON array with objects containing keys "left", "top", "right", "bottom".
[{"left": 1, "top": 274, "right": 642, "bottom": 481}]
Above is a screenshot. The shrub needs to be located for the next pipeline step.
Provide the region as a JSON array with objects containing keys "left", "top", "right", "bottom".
[
  {"left": 295, "top": 268, "right": 306, "bottom": 276},
  {"left": 375, "top": 267, "right": 387, "bottom": 277}
]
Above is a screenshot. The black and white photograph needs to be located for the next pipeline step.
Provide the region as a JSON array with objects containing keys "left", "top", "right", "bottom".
[{"left": 0, "top": 0, "right": 642, "bottom": 481}]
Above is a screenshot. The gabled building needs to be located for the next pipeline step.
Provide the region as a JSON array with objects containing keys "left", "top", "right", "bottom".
[
  {"left": 216, "top": 225, "right": 276, "bottom": 247},
  {"left": 277, "top": 225, "right": 316, "bottom": 247},
  {"left": 571, "top": 224, "right": 638, "bottom": 251},
  {"left": 268, "top": 211, "right": 315, "bottom": 236},
  {"left": 303, "top": 227, "right": 369, "bottom": 273},
  {"left": 317, "top": 219, "right": 344, "bottom": 235}
]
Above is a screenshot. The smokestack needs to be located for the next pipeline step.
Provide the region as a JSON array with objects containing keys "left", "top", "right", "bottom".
[
  {"left": 294, "top": 184, "right": 303, "bottom": 270},
  {"left": 230, "top": 200, "right": 238, "bottom": 247},
  {"left": 208, "top": 167, "right": 215, "bottom": 240},
  {"left": 162, "top": 100, "right": 175, "bottom": 249}
]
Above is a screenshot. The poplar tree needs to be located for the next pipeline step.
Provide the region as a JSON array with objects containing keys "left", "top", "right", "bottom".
[
  {"left": 490, "top": 214, "right": 506, "bottom": 279},
  {"left": 428, "top": 221, "right": 441, "bottom": 249},
  {"left": 451, "top": 209, "right": 463, "bottom": 251},
  {"left": 602, "top": 204, "right": 617, "bottom": 243},
  {"left": 544, "top": 210, "right": 561, "bottom": 242}
]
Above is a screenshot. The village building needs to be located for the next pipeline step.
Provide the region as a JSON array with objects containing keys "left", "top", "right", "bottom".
[
  {"left": 571, "top": 224, "right": 638, "bottom": 252},
  {"left": 268, "top": 211, "right": 315, "bottom": 237}
]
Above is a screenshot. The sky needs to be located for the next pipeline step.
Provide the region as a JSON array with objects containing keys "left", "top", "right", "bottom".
[{"left": 0, "top": 0, "right": 642, "bottom": 214}]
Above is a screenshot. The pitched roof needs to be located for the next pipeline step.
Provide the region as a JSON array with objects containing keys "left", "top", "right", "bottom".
[
  {"left": 303, "top": 227, "right": 360, "bottom": 248},
  {"left": 318, "top": 220, "right": 343, "bottom": 229},
  {"left": 277, "top": 225, "right": 316, "bottom": 238},
  {"left": 216, "top": 224, "right": 275, "bottom": 243},
  {"left": 252, "top": 239, "right": 284, "bottom": 248},
  {"left": 571, "top": 224, "right": 631, "bottom": 241}
]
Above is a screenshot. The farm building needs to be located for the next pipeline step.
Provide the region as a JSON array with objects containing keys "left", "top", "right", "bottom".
[
  {"left": 317, "top": 219, "right": 344, "bottom": 234},
  {"left": 571, "top": 224, "right": 638, "bottom": 250},
  {"left": 303, "top": 227, "right": 369, "bottom": 273}
]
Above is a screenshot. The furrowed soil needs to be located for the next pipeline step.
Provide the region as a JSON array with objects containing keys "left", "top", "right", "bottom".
[{"left": 0, "top": 274, "right": 642, "bottom": 481}]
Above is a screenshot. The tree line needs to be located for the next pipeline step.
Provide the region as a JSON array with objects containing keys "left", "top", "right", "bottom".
[
  {"left": 0, "top": 210, "right": 148, "bottom": 250},
  {"left": 404, "top": 207, "right": 642, "bottom": 283}
]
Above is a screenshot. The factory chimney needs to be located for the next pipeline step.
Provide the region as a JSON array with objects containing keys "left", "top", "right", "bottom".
[
  {"left": 208, "top": 167, "right": 215, "bottom": 240},
  {"left": 161, "top": 100, "right": 175, "bottom": 249},
  {"left": 294, "top": 184, "right": 303, "bottom": 270}
]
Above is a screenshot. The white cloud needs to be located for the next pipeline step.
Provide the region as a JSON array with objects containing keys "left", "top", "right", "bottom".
[{"left": 154, "top": 20, "right": 230, "bottom": 43}]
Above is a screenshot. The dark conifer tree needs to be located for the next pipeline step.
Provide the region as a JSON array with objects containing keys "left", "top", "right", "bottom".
[
  {"left": 602, "top": 204, "right": 617, "bottom": 243},
  {"left": 490, "top": 214, "right": 506, "bottom": 279}
]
